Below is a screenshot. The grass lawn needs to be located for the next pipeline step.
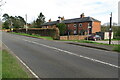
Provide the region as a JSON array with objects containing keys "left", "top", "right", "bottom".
[
  {"left": 2, "top": 49, "right": 31, "bottom": 78},
  {"left": 10, "top": 32, "right": 53, "bottom": 40}
]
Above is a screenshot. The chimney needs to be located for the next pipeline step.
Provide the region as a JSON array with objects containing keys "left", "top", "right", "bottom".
[
  {"left": 61, "top": 16, "right": 65, "bottom": 21},
  {"left": 48, "top": 19, "right": 51, "bottom": 22},
  {"left": 80, "top": 13, "right": 85, "bottom": 18}
]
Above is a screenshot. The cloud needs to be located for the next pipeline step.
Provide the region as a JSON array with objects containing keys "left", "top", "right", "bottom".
[{"left": 1, "top": 0, "right": 119, "bottom": 24}]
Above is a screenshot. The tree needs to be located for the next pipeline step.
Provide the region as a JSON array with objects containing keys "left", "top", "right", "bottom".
[
  {"left": 2, "top": 13, "right": 9, "bottom": 21},
  {"left": 35, "top": 12, "right": 45, "bottom": 28},
  {"left": 114, "top": 27, "right": 120, "bottom": 39},
  {"left": 31, "top": 20, "right": 37, "bottom": 28},
  {"left": 2, "top": 13, "right": 10, "bottom": 29},
  {"left": 56, "top": 23, "right": 66, "bottom": 36},
  {"left": 2, "top": 13, "right": 26, "bottom": 29},
  {"left": 2, "top": 21, "right": 9, "bottom": 29}
]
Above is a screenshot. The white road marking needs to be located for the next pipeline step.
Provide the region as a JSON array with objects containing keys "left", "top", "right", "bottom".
[
  {"left": 3, "top": 42, "right": 40, "bottom": 79},
  {"left": 23, "top": 39, "right": 120, "bottom": 69},
  {"left": 15, "top": 56, "right": 40, "bottom": 79}
]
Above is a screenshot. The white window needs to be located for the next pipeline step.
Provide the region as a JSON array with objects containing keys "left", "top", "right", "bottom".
[
  {"left": 74, "top": 24, "right": 77, "bottom": 27},
  {"left": 74, "top": 30, "right": 77, "bottom": 34},
  {"left": 68, "top": 25, "right": 69, "bottom": 27},
  {"left": 79, "top": 23, "right": 82, "bottom": 27}
]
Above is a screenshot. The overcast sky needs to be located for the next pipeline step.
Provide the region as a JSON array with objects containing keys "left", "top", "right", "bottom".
[{"left": 1, "top": 0, "right": 120, "bottom": 24}]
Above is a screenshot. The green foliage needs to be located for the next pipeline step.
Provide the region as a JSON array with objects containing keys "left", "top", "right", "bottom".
[
  {"left": 2, "top": 13, "right": 26, "bottom": 29},
  {"left": 11, "top": 32, "right": 53, "bottom": 40},
  {"left": 56, "top": 23, "right": 66, "bottom": 36},
  {"left": 114, "top": 27, "right": 120, "bottom": 39},
  {"left": 101, "top": 26, "right": 120, "bottom": 39},
  {"left": 101, "top": 26, "right": 119, "bottom": 32},
  {"left": 31, "top": 12, "right": 45, "bottom": 28},
  {"left": 2, "top": 21, "right": 9, "bottom": 29}
]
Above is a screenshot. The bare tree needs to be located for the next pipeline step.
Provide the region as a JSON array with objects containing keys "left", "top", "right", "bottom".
[{"left": 0, "top": 0, "right": 6, "bottom": 7}]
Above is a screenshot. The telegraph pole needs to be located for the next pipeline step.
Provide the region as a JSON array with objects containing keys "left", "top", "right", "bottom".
[{"left": 109, "top": 12, "right": 112, "bottom": 45}]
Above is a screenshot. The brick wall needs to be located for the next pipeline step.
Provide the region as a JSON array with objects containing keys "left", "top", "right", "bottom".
[
  {"left": 92, "top": 21, "right": 101, "bottom": 33},
  {"left": 60, "top": 35, "right": 88, "bottom": 40},
  {"left": 66, "top": 22, "right": 89, "bottom": 35}
]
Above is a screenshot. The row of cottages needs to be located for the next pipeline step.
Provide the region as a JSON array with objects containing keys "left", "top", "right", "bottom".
[{"left": 41, "top": 13, "right": 101, "bottom": 35}]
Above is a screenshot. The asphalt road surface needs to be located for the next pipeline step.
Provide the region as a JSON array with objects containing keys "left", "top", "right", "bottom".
[{"left": 2, "top": 32, "right": 119, "bottom": 78}]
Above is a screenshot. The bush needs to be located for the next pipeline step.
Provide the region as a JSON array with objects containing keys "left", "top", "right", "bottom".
[
  {"left": 56, "top": 23, "right": 66, "bottom": 36},
  {"left": 114, "top": 27, "right": 120, "bottom": 39}
]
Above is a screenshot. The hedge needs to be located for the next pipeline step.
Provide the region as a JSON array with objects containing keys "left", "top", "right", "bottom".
[{"left": 13, "top": 28, "right": 60, "bottom": 40}]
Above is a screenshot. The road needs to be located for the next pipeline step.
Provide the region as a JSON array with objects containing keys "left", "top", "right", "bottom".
[{"left": 2, "top": 32, "right": 119, "bottom": 78}]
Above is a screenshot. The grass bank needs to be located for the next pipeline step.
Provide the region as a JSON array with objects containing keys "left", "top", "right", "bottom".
[
  {"left": 2, "top": 49, "right": 31, "bottom": 78},
  {"left": 60, "top": 40, "right": 120, "bottom": 52},
  {"left": 61, "top": 40, "right": 111, "bottom": 45},
  {"left": 10, "top": 32, "right": 53, "bottom": 40},
  {"left": 113, "top": 45, "right": 120, "bottom": 52}
]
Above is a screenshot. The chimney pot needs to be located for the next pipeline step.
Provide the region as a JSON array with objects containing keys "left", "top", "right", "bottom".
[
  {"left": 49, "top": 19, "right": 51, "bottom": 22},
  {"left": 61, "top": 16, "right": 65, "bottom": 20},
  {"left": 80, "top": 13, "right": 85, "bottom": 18}
]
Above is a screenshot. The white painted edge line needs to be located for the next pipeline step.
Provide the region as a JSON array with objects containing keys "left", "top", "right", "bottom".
[
  {"left": 15, "top": 56, "right": 39, "bottom": 79},
  {"left": 23, "top": 39, "right": 120, "bottom": 69},
  {"left": 2, "top": 42, "right": 40, "bottom": 79}
]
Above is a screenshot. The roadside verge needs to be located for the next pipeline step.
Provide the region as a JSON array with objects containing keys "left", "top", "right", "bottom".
[
  {"left": 2, "top": 42, "right": 40, "bottom": 79},
  {"left": 64, "top": 41, "right": 119, "bottom": 52}
]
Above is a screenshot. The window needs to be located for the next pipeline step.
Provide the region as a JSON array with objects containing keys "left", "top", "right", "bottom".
[
  {"left": 68, "top": 25, "right": 69, "bottom": 27},
  {"left": 79, "top": 23, "right": 82, "bottom": 27},
  {"left": 74, "top": 24, "right": 77, "bottom": 27},
  {"left": 74, "top": 30, "right": 77, "bottom": 34}
]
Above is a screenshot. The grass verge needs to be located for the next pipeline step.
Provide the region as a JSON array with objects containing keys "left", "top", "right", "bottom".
[
  {"left": 2, "top": 49, "right": 31, "bottom": 78},
  {"left": 10, "top": 32, "right": 53, "bottom": 40},
  {"left": 60, "top": 40, "right": 120, "bottom": 52},
  {"left": 113, "top": 45, "right": 120, "bottom": 52},
  {"left": 61, "top": 40, "right": 111, "bottom": 45}
]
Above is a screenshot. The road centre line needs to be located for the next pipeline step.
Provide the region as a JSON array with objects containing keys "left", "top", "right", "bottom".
[{"left": 23, "top": 39, "right": 120, "bottom": 69}]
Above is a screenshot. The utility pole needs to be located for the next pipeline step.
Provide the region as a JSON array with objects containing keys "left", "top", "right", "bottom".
[
  {"left": 25, "top": 14, "right": 28, "bottom": 33},
  {"left": 109, "top": 12, "right": 112, "bottom": 45}
]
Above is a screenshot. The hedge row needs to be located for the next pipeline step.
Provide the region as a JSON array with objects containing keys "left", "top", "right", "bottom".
[{"left": 13, "top": 28, "right": 60, "bottom": 40}]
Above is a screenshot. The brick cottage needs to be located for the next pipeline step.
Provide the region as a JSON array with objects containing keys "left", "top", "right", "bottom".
[{"left": 41, "top": 13, "right": 101, "bottom": 36}]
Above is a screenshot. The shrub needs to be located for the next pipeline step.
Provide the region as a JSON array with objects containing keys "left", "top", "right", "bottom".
[{"left": 56, "top": 23, "right": 67, "bottom": 36}]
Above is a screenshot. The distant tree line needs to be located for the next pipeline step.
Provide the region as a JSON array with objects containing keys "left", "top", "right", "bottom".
[
  {"left": 2, "top": 12, "right": 46, "bottom": 29},
  {"left": 101, "top": 26, "right": 120, "bottom": 39},
  {"left": 2, "top": 13, "right": 26, "bottom": 29}
]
